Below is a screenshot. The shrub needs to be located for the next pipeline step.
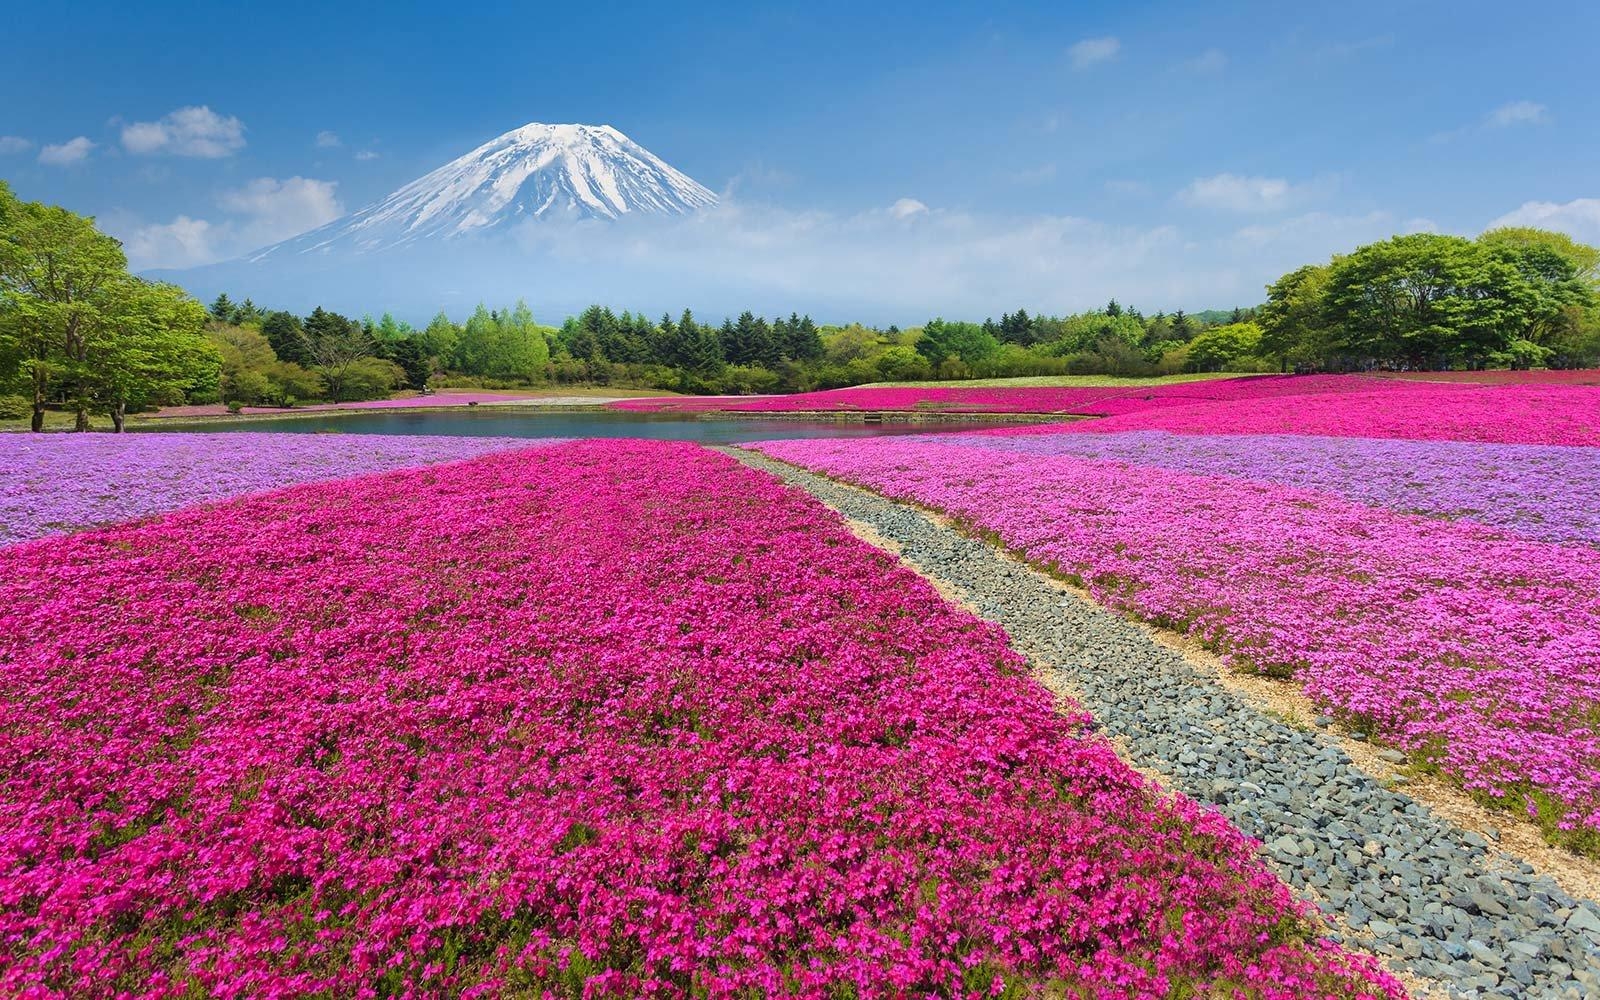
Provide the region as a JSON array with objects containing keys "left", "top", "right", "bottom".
[{"left": 0, "top": 395, "right": 31, "bottom": 420}]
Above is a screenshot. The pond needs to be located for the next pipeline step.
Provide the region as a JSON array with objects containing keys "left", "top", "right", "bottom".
[{"left": 144, "top": 408, "right": 1048, "bottom": 444}]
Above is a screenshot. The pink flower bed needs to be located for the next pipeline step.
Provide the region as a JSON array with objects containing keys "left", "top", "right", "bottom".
[
  {"left": 0, "top": 440, "right": 1399, "bottom": 998},
  {"left": 1036, "top": 384, "right": 1600, "bottom": 446},
  {"left": 1372, "top": 369, "right": 1600, "bottom": 386},
  {"left": 752, "top": 435, "right": 1600, "bottom": 847}
]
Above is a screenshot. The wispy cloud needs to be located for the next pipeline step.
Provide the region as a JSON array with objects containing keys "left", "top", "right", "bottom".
[
  {"left": 1068, "top": 37, "right": 1120, "bottom": 70},
  {"left": 316, "top": 130, "right": 342, "bottom": 148},
  {"left": 1183, "top": 48, "right": 1228, "bottom": 73},
  {"left": 354, "top": 150, "right": 381, "bottom": 161},
  {"left": 121, "top": 106, "right": 245, "bottom": 158},
  {"left": 1315, "top": 34, "right": 1394, "bottom": 61},
  {"left": 481, "top": 193, "right": 1431, "bottom": 320},
  {"left": 0, "top": 136, "right": 33, "bottom": 155},
  {"left": 888, "top": 198, "right": 929, "bottom": 220},
  {"left": 1432, "top": 100, "right": 1553, "bottom": 143},
  {"left": 1230, "top": 210, "right": 1427, "bottom": 249},
  {"left": 38, "top": 137, "right": 95, "bottom": 166},
  {"left": 1486, "top": 100, "right": 1550, "bottom": 127},
  {"left": 1487, "top": 198, "right": 1600, "bottom": 243},
  {"left": 1178, "top": 173, "right": 1306, "bottom": 213},
  {"left": 722, "top": 161, "right": 796, "bottom": 197}
]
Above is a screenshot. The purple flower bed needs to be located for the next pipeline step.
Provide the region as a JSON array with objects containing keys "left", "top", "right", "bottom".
[
  {"left": 0, "top": 432, "right": 549, "bottom": 547},
  {"left": 954, "top": 430, "right": 1600, "bottom": 546}
]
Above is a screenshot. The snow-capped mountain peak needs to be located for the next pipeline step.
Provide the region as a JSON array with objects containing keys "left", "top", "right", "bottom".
[{"left": 250, "top": 122, "right": 716, "bottom": 260}]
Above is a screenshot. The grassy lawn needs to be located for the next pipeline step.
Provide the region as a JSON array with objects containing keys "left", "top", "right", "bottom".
[
  {"left": 0, "top": 411, "right": 116, "bottom": 433},
  {"left": 855, "top": 372, "right": 1256, "bottom": 389}
]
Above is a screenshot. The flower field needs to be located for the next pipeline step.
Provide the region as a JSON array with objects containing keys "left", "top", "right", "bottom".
[
  {"left": 0, "top": 439, "right": 1399, "bottom": 998},
  {"left": 753, "top": 426, "right": 1600, "bottom": 851},
  {"left": 0, "top": 432, "right": 539, "bottom": 546}
]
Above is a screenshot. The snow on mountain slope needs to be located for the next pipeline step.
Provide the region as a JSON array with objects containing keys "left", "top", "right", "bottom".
[{"left": 249, "top": 123, "right": 716, "bottom": 259}]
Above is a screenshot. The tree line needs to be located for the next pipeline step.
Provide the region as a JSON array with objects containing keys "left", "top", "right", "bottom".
[{"left": 7, "top": 183, "right": 1599, "bottom": 432}]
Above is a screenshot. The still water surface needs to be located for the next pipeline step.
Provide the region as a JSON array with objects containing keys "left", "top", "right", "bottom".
[{"left": 158, "top": 408, "right": 1040, "bottom": 444}]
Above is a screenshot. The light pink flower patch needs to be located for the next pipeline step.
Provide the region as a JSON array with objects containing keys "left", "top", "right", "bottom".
[{"left": 0, "top": 440, "right": 1400, "bottom": 998}]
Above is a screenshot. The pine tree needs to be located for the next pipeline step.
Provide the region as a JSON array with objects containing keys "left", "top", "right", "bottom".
[
  {"left": 793, "top": 314, "right": 823, "bottom": 360},
  {"left": 261, "top": 311, "right": 310, "bottom": 365},
  {"left": 209, "top": 292, "right": 235, "bottom": 323}
]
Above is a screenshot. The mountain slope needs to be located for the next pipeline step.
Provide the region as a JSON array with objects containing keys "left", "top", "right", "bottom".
[{"left": 249, "top": 123, "right": 716, "bottom": 260}]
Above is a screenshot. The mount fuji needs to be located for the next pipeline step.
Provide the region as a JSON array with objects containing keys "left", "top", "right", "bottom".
[
  {"left": 249, "top": 123, "right": 718, "bottom": 260},
  {"left": 157, "top": 121, "right": 737, "bottom": 318}
]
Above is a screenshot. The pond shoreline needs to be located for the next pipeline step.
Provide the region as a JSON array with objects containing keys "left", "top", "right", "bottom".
[{"left": 125, "top": 405, "right": 1084, "bottom": 432}]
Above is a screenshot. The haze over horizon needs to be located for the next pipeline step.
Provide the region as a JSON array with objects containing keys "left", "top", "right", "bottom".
[{"left": 5, "top": 0, "right": 1598, "bottom": 323}]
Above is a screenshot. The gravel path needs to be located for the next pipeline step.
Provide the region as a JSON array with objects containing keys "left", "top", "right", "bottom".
[{"left": 728, "top": 448, "right": 1600, "bottom": 1000}]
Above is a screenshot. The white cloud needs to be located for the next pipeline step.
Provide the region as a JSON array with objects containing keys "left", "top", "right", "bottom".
[
  {"left": 38, "top": 137, "right": 95, "bottom": 166},
  {"left": 119, "top": 176, "right": 343, "bottom": 270},
  {"left": 1486, "top": 101, "right": 1549, "bottom": 128},
  {"left": 354, "top": 150, "right": 380, "bottom": 161},
  {"left": 218, "top": 177, "right": 344, "bottom": 245},
  {"left": 123, "top": 216, "right": 220, "bottom": 270},
  {"left": 1068, "top": 37, "right": 1120, "bottom": 70},
  {"left": 1486, "top": 198, "right": 1600, "bottom": 243},
  {"left": 315, "top": 130, "right": 341, "bottom": 148},
  {"left": 0, "top": 136, "right": 33, "bottom": 155},
  {"left": 888, "top": 197, "right": 929, "bottom": 219},
  {"left": 121, "top": 106, "right": 246, "bottom": 157},
  {"left": 1184, "top": 48, "right": 1228, "bottom": 73},
  {"left": 1178, "top": 173, "right": 1297, "bottom": 212}
]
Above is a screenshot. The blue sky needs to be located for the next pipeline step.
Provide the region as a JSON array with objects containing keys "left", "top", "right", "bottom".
[{"left": 4, "top": 0, "right": 1598, "bottom": 317}]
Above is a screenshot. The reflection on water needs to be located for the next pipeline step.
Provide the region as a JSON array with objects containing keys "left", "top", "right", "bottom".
[{"left": 141, "top": 407, "right": 1047, "bottom": 444}]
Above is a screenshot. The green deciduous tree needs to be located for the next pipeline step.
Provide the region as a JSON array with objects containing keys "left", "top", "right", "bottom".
[
  {"left": 93, "top": 281, "right": 219, "bottom": 430},
  {"left": 1258, "top": 264, "right": 1335, "bottom": 370},
  {"left": 1324, "top": 234, "right": 1535, "bottom": 367},
  {"left": 0, "top": 182, "right": 219, "bottom": 430},
  {"left": 915, "top": 318, "right": 1000, "bottom": 367},
  {"left": 1185, "top": 322, "right": 1263, "bottom": 372}
]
